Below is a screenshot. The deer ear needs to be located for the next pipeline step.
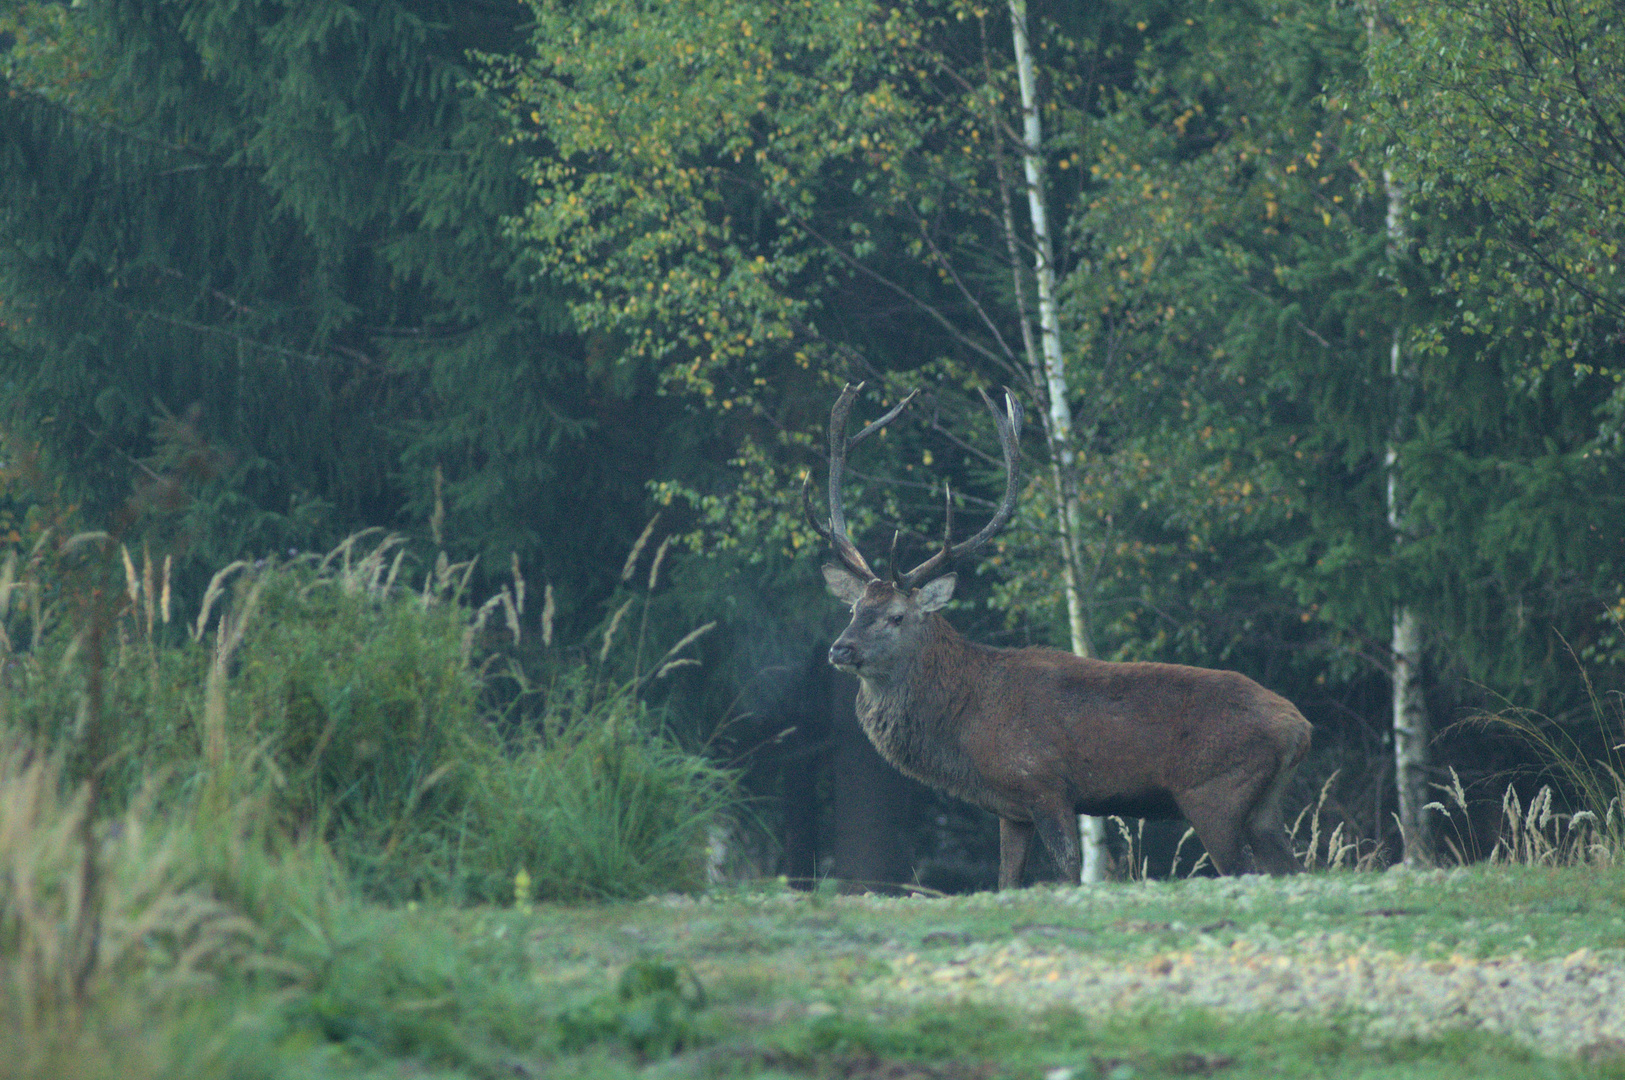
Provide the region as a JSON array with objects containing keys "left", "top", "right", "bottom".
[
  {"left": 914, "top": 573, "right": 956, "bottom": 612},
  {"left": 822, "top": 563, "right": 870, "bottom": 606}
]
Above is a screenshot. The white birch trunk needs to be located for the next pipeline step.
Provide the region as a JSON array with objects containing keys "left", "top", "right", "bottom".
[
  {"left": 1008, "top": 0, "right": 1106, "bottom": 882},
  {"left": 1384, "top": 168, "right": 1433, "bottom": 867}
]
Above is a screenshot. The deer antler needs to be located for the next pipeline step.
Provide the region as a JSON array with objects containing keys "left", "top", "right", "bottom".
[
  {"left": 807, "top": 383, "right": 1022, "bottom": 592},
  {"left": 895, "top": 387, "right": 1022, "bottom": 590},
  {"left": 804, "top": 382, "right": 919, "bottom": 582}
]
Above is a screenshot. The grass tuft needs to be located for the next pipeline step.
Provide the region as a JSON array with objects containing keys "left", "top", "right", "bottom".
[
  {"left": 1447, "top": 672, "right": 1625, "bottom": 867},
  {"left": 464, "top": 679, "right": 736, "bottom": 903}
]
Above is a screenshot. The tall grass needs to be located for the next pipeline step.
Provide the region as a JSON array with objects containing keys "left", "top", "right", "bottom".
[
  {"left": 1, "top": 529, "right": 737, "bottom": 905},
  {"left": 0, "top": 737, "right": 333, "bottom": 1080},
  {"left": 1424, "top": 766, "right": 1620, "bottom": 869},
  {"left": 1441, "top": 670, "right": 1625, "bottom": 868},
  {"left": 1278, "top": 676, "right": 1625, "bottom": 873},
  {"left": 463, "top": 515, "right": 732, "bottom": 902},
  {"left": 0, "top": 518, "right": 739, "bottom": 1072},
  {"left": 465, "top": 681, "right": 735, "bottom": 902},
  {"left": 1289, "top": 772, "right": 1384, "bottom": 872}
]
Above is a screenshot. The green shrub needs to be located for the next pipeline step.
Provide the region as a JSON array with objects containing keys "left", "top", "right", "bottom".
[
  {"left": 462, "top": 679, "right": 736, "bottom": 902},
  {"left": 227, "top": 568, "right": 488, "bottom": 895}
]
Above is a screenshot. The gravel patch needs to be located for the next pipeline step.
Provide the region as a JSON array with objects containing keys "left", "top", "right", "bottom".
[
  {"left": 872, "top": 936, "right": 1625, "bottom": 1056},
  {"left": 855, "top": 872, "right": 1625, "bottom": 1061}
]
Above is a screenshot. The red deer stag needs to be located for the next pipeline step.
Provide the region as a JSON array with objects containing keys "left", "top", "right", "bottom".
[{"left": 807, "top": 383, "right": 1311, "bottom": 887}]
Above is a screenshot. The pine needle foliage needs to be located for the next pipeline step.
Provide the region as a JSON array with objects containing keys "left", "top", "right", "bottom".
[{"left": 0, "top": 0, "right": 641, "bottom": 591}]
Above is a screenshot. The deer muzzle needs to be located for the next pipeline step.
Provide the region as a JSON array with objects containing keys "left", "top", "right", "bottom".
[{"left": 828, "top": 640, "right": 862, "bottom": 672}]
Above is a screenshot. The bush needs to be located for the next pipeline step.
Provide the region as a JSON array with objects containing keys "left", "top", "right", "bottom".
[
  {"left": 463, "top": 679, "right": 736, "bottom": 902},
  {"left": 0, "top": 532, "right": 737, "bottom": 905},
  {"left": 227, "top": 565, "right": 488, "bottom": 896}
]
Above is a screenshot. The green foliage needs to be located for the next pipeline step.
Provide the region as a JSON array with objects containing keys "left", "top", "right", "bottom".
[
  {"left": 465, "top": 682, "right": 735, "bottom": 903},
  {"left": 558, "top": 956, "right": 706, "bottom": 1059},
  {"left": 502, "top": 0, "right": 1122, "bottom": 658},
  {"left": 1365, "top": 0, "right": 1625, "bottom": 384},
  {"left": 0, "top": 529, "right": 737, "bottom": 905},
  {"left": 9, "top": 0, "right": 1625, "bottom": 894},
  {"left": 505, "top": 0, "right": 1066, "bottom": 426},
  {"left": 1060, "top": 0, "right": 1385, "bottom": 646},
  {"left": 493, "top": 0, "right": 1625, "bottom": 859},
  {"left": 1059, "top": 0, "right": 1625, "bottom": 719},
  {"left": 508, "top": 0, "right": 934, "bottom": 392},
  {"left": 0, "top": 0, "right": 672, "bottom": 619}
]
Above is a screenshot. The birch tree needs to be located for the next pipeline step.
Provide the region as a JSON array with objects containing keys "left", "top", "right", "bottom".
[
  {"left": 1005, "top": 0, "right": 1106, "bottom": 882},
  {"left": 1363, "top": 0, "right": 1625, "bottom": 861},
  {"left": 505, "top": 2, "right": 1110, "bottom": 626},
  {"left": 1383, "top": 168, "right": 1433, "bottom": 866}
]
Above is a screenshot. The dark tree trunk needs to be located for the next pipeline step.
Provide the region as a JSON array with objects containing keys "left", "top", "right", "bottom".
[
  {"left": 778, "top": 656, "right": 827, "bottom": 884},
  {"left": 829, "top": 671, "right": 919, "bottom": 891}
]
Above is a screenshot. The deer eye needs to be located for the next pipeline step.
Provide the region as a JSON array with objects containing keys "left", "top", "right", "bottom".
[{"left": 888, "top": 613, "right": 905, "bottom": 626}]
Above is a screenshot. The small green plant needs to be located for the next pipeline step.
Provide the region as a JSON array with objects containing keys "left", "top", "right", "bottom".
[{"left": 559, "top": 956, "right": 707, "bottom": 1060}]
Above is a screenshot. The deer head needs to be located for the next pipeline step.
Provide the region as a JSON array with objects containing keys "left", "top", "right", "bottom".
[{"left": 806, "top": 383, "right": 1022, "bottom": 675}]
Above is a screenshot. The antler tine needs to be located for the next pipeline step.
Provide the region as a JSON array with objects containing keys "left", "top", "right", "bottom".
[
  {"left": 833, "top": 534, "right": 877, "bottom": 582},
  {"left": 801, "top": 473, "right": 833, "bottom": 545},
  {"left": 897, "top": 387, "right": 1023, "bottom": 591},
  {"left": 848, "top": 388, "right": 920, "bottom": 450},
  {"left": 804, "top": 472, "right": 877, "bottom": 582},
  {"left": 944, "top": 387, "right": 1022, "bottom": 557},
  {"left": 895, "top": 482, "right": 955, "bottom": 589},
  {"left": 821, "top": 382, "right": 900, "bottom": 583},
  {"left": 825, "top": 383, "right": 864, "bottom": 544},
  {"left": 826, "top": 384, "right": 922, "bottom": 541}
]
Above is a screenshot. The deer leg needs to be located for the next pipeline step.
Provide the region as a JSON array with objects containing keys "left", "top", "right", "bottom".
[
  {"left": 1174, "top": 783, "right": 1249, "bottom": 875},
  {"left": 1246, "top": 819, "right": 1301, "bottom": 875},
  {"left": 1244, "top": 766, "right": 1303, "bottom": 875},
  {"left": 1033, "top": 808, "right": 1082, "bottom": 885},
  {"left": 998, "top": 818, "right": 1035, "bottom": 889}
]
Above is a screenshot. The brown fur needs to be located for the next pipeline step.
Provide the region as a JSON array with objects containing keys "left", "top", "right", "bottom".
[{"left": 825, "top": 571, "right": 1312, "bottom": 887}]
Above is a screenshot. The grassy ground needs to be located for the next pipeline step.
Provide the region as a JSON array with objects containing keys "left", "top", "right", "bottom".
[
  {"left": 54, "top": 863, "right": 1620, "bottom": 1080},
  {"left": 499, "top": 864, "right": 1625, "bottom": 1079}
]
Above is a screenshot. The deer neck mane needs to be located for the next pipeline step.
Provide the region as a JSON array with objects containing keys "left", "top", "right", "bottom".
[{"left": 852, "top": 615, "right": 984, "bottom": 798}]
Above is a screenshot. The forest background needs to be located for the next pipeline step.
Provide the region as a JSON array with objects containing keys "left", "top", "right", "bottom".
[{"left": 2, "top": 0, "right": 1623, "bottom": 891}]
